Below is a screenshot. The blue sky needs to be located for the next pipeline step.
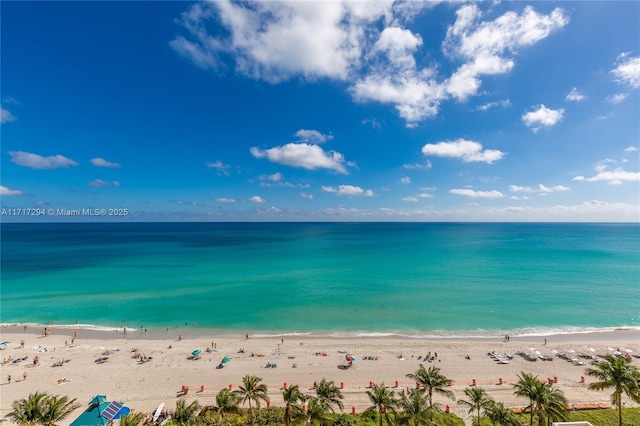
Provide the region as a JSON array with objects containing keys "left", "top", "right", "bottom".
[{"left": 1, "top": 1, "right": 639, "bottom": 222}]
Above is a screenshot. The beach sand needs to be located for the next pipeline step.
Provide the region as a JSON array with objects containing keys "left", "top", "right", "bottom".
[{"left": 1, "top": 326, "right": 638, "bottom": 425}]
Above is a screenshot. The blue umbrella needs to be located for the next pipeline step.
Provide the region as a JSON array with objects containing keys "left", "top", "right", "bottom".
[
  {"left": 0, "top": 341, "right": 9, "bottom": 345},
  {"left": 191, "top": 350, "right": 201, "bottom": 356}
]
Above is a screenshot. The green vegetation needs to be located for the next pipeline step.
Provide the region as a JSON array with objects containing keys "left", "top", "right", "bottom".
[
  {"left": 585, "top": 355, "right": 640, "bottom": 426},
  {"left": 4, "top": 392, "right": 79, "bottom": 426}
]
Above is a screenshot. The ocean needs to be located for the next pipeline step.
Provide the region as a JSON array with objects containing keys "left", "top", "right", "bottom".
[{"left": 1, "top": 222, "right": 638, "bottom": 337}]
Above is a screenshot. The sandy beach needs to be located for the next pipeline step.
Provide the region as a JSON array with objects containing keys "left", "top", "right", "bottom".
[{"left": 1, "top": 325, "right": 638, "bottom": 425}]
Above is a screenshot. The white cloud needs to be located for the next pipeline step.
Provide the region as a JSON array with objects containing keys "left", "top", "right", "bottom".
[
  {"left": 421, "top": 139, "right": 504, "bottom": 163},
  {"left": 443, "top": 5, "right": 568, "bottom": 101},
  {"left": 249, "top": 196, "right": 267, "bottom": 203},
  {"left": 91, "top": 157, "right": 121, "bottom": 168},
  {"left": 88, "top": 179, "right": 119, "bottom": 187},
  {"left": 0, "top": 185, "right": 23, "bottom": 196},
  {"left": 606, "top": 93, "right": 627, "bottom": 104},
  {"left": 565, "top": 87, "right": 586, "bottom": 102},
  {"left": 611, "top": 54, "right": 640, "bottom": 89},
  {"left": 476, "top": 99, "right": 510, "bottom": 111},
  {"left": 521, "top": 104, "right": 564, "bottom": 132},
  {"left": 9, "top": 151, "right": 79, "bottom": 170},
  {"left": 450, "top": 188, "right": 504, "bottom": 198},
  {"left": 171, "top": 2, "right": 566, "bottom": 127},
  {"left": 417, "top": 192, "right": 433, "bottom": 198},
  {"left": 510, "top": 184, "right": 570, "bottom": 193},
  {"left": 361, "top": 118, "right": 382, "bottom": 129},
  {"left": 300, "top": 192, "right": 313, "bottom": 200},
  {"left": 259, "top": 172, "right": 283, "bottom": 182},
  {"left": 321, "top": 185, "right": 374, "bottom": 197},
  {"left": 250, "top": 143, "right": 349, "bottom": 174},
  {"left": 400, "top": 176, "right": 412, "bottom": 184},
  {"left": 573, "top": 168, "right": 640, "bottom": 185},
  {"left": 401, "top": 196, "right": 419, "bottom": 202},
  {"left": 624, "top": 146, "right": 638, "bottom": 153},
  {"left": 216, "top": 198, "right": 237, "bottom": 203},
  {"left": 404, "top": 161, "right": 432, "bottom": 170},
  {"left": 1, "top": 107, "right": 16, "bottom": 123},
  {"left": 295, "top": 129, "right": 333, "bottom": 144},
  {"left": 206, "top": 160, "right": 231, "bottom": 176}
]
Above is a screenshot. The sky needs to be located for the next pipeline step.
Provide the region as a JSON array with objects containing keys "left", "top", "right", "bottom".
[{"left": 1, "top": 1, "right": 639, "bottom": 222}]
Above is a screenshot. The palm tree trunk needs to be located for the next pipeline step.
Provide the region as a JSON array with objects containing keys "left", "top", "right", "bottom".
[
  {"left": 618, "top": 403, "right": 622, "bottom": 426},
  {"left": 249, "top": 399, "right": 253, "bottom": 426},
  {"left": 379, "top": 408, "right": 383, "bottom": 426},
  {"left": 477, "top": 406, "right": 481, "bottom": 426}
]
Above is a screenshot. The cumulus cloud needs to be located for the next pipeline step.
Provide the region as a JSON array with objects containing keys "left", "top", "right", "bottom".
[
  {"left": 295, "top": 129, "right": 333, "bottom": 144},
  {"left": 521, "top": 104, "right": 564, "bottom": 132},
  {"left": 250, "top": 143, "right": 349, "bottom": 174},
  {"left": 565, "top": 87, "right": 585, "bottom": 102},
  {"left": 9, "top": 151, "right": 79, "bottom": 170},
  {"left": 321, "top": 185, "right": 374, "bottom": 197},
  {"left": 249, "top": 196, "right": 267, "bottom": 203},
  {"left": 1, "top": 107, "right": 16, "bottom": 123},
  {"left": 421, "top": 139, "right": 504, "bottom": 164},
  {"left": 611, "top": 53, "right": 640, "bottom": 89},
  {"left": 171, "top": 2, "right": 566, "bottom": 127},
  {"left": 0, "top": 185, "right": 23, "bottom": 196},
  {"left": 624, "top": 146, "right": 638, "bottom": 153},
  {"left": 91, "top": 157, "right": 121, "bottom": 168},
  {"left": 206, "top": 160, "right": 231, "bottom": 176},
  {"left": 573, "top": 168, "right": 640, "bottom": 185},
  {"left": 400, "top": 176, "right": 412, "bottom": 184},
  {"left": 443, "top": 5, "right": 568, "bottom": 101},
  {"left": 301, "top": 192, "right": 313, "bottom": 199},
  {"left": 606, "top": 93, "right": 627, "bottom": 104},
  {"left": 509, "top": 184, "right": 570, "bottom": 193},
  {"left": 449, "top": 188, "right": 504, "bottom": 198}
]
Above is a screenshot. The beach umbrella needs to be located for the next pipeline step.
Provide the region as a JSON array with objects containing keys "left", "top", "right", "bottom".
[
  {"left": 192, "top": 350, "right": 201, "bottom": 356},
  {"left": 221, "top": 356, "right": 231, "bottom": 363},
  {"left": 346, "top": 355, "right": 355, "bottom": 363},
  {"left": 0, "top": 341, "right": 9, "bottom": 345}
]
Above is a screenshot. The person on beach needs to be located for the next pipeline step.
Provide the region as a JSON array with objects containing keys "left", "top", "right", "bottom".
[
  {"left": 22, "top": 372, "right": 27, "bottom": 381},
  {"left": 544, "top": 338, "right": 547, "bottom": 346},
  {"left": 7, "top": 375, "right": 11, "bottom": 384},
  {"left": 20, "top": 340, "right": 25, "bottom": 348}
]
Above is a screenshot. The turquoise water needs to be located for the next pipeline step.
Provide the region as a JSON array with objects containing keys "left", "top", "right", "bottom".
[{"left": 1, "top": 222, "right": 638, "bottom": 336}]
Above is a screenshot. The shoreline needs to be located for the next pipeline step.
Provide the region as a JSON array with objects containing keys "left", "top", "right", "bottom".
[
  {"left": 1, "top": 326, "right": 638, "bottom": 425},
  {"left": 3, "top": 322, "right": 639, "bottom": 341}
]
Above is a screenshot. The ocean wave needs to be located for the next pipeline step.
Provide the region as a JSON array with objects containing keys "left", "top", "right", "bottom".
[{"left": 2, "top": 322, "right": 638, "bottom": 339}]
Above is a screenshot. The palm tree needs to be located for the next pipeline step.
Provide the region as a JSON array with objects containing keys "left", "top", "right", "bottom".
[
  {"left": 118, "top": 412, "right": 147, "bottom": 426},
  {"left": 235, "top": 375, "right": 269, "bottom": 426},
  {"left": 484, "top": 401, "right": 519, "bottom": 426},
  {"left": 396, "top": 388, "right": 434, "bottom": 426},
  {"left": 585, "top": 354, "right": 640, "bottom": 426},
  {"left": 540, "top": 385, "right": 568, "bottom": 426},
  {"left": 282, "top": 385, "right": 307, "bottom": 426},
  {"left": 171, "top": 399, "right": 202, "bottom": 426},
  {"left": 405, "top": 364, "right": 454, "bottom": 408},
  {"left": 513, "top": 371, "right": 539, "bottom": 426},
  {"left": 216, "top": 388, "right": 240, "bottom": 422},
  {"left": 314, "top": 378, "right": 344, "bottom": 412},
  {"left": 365, "top": 383, "right": 397, "bottom": 426},
  {"left": 39, "top": 395, "right": 79, "bottom": 426},
  {"left": 458, "top": 387, "right": 491, "bottom": 426},
  {"left": 305, "top": 396, "right": 330, "bottom": 426},
  {"left": 5, "top": 392, "right": 48, "bottom": 425}
]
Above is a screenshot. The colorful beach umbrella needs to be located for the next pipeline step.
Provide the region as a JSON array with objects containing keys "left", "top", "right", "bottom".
[
  {"left": 191, "top": 350, "right": 201, "bottom": 356},
  {"left": 221, "top": 356, "right": 231, "bottom": 363},
  {"left": 0, "top": 341, "right": 9, "bottom": 345}
]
